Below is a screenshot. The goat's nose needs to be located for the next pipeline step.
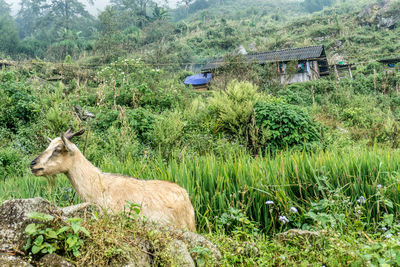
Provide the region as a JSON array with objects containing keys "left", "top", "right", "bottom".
[{"left": 30, "top": 159, "right": 37, "bottom": 167}]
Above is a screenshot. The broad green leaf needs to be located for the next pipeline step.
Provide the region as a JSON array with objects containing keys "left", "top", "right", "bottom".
[
  {"left": 31, "top": 245, "right": 41, "bottom": 254},
  {"left": 34, "top": 235, "right": 44, "bottom": 246},
  {"left": 45, "top": 230, "right": 58, "bottom": 239},
  {"left": 25, "top": 223, "right": 37, "bottom": 235},
  {"left": 80, "top": 227, "right": 90, "bottom": 237},
  {"left": 71, "top": 222, "right": 81, "bottom": 234},
  {"left": 56, "top": 226, "right": 70, "bottom": 235},
  {"left": 66, "top": 236, "right": 78, "bottom": 248}
]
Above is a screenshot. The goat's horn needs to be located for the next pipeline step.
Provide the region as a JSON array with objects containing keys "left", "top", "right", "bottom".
[
  {"left": 64, "top": 129, "right": 85, "bottom": 140},
  {"left": 64, "top": 126, "right": 73, "bottom": 136}
]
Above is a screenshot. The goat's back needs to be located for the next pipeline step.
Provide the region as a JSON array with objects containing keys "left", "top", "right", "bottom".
[{"left": 102, "top": 174, "right": 196, "bottom": 231}]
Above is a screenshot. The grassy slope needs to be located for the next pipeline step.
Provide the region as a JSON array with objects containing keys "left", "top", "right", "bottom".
[{"left": 143, "top": 0, "right": 399, "bottom": 65}]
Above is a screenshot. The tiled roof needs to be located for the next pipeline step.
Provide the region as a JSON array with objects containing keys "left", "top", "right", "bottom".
[{"left": 202, "top": 45, "right": 326, "bottom": 71}]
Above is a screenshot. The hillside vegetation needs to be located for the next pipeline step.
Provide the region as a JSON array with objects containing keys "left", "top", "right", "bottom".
[
  {"left": 0, "top": 0, "right": 400, "bottom": 266},
  {"left": 0, "top": 0, "right": 398, "bottom": 65}
]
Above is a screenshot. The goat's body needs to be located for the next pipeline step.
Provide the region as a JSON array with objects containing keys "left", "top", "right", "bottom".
[
  {"left": 65, "top": 152, "right": 196, "bottom": 231},
  {"left": 31, "top": 135, "right": 196, "bottom": 232}
]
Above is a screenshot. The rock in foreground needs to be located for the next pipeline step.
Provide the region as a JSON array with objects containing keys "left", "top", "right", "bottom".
[{"left": 0, "top": 198, "right": 221, "bottom": 266}]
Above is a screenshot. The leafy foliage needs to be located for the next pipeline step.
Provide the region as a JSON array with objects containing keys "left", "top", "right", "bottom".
[
  {"left": 24, "top": 212, "right": 89, "bottom": 258},
  {"left": 208, "top": 80, "right": 262, "bottom": 136},
  {"left": 303, "top": 0, "right": 336, "bottom": 13},
  {"left": 0, "top": 72, "right": 39, "bottom": 131},
  {"left": 254, "top": 102, "right": 322, "bottom": 151}
]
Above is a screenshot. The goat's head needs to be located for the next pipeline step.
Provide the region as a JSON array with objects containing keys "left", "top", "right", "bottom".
[{"left": 30, "top": 127, "right": 85, "bottom": 176}]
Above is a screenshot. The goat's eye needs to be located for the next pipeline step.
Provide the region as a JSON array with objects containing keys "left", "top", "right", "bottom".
[{"left": 52, "top": 148, "right": 63, "bottom": 155}]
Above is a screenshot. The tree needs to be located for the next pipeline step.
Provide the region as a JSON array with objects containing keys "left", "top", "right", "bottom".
[
  {"left": 44, "top": 0, "right": 93, "bottom": 30},
  {"left": 16, "top": 0, "right": 95, "bottom": 59},
  {"left": 0, "top": 0, "right": 19, "bottom": 56},
  {"left": 0, "top": 0, "right": 10, "bottom": 16},
  {"left": 303, "top": 0, "right": 335, "bottom": 13},
  {"left": 94, "top": 6, "right": 125, "bottom": 61},
  {"left": 179, "top": 0, "right": 194, "bottom": 9},
  {"left": 16, "top": 0, "right": 47, "bottom": 38},
  {"left": 179, "top": 0, "right": 194, "bottom": 15},
  {"left": 110, "top": 0, "right": 153, "bottom": 29},
  {"left": 152, "top": 4, "right": 169, "bottom": 21}
]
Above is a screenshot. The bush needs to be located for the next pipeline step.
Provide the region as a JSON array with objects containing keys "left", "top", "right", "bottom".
[
  {"left": 148, "top": 110, "right": 185, "bottom": 157},
  {"left": 0, "top": 72, "right": 39, "bottom": 131},
  {"left": 126, "top": 107, "right": 155, "bottom": 142},
  {"left": 0, "top": 146, "right": 26, "bottom": 177},
  {"left": 208, "top": 80, "right": 263, "bottom": 136},
  {"left": 94, "top": 109, "right": 121, "bottom": 131},
  {"left": 254, "top": 102, "right": 322, "bottom": 151},
  {"left": 45, "top": 105, "right": 74, "bottom": 135}
]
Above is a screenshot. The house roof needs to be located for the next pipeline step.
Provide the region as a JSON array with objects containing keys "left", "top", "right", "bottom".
[
  {"left": 202, "top": 45, "right": 327, "bottom": 72},
  {"left": 184, "top": 73, "right": 212, "bottom": 85},
  {"left": 378, "top": 58, "right": 400, "bottom": 64}
]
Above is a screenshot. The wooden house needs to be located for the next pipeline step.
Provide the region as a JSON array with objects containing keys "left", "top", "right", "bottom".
[
  {"left": 378, "top": 58, "right": 400, "bottom": 69},
  {"left": 202, "top": 45, "right": 329, "bottom": 84}
]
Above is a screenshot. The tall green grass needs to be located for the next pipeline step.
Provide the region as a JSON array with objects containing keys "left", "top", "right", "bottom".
[
  {"left": 101, "top": 147, "right": 400, "bottom": 232},
  {"left": 2, "top": 147, "right": 400, "bottom": 232}
]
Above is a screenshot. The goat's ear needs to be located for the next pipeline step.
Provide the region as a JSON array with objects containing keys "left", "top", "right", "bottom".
[{"left": 60, "top": 133, "right": 75, "bottom": 152}]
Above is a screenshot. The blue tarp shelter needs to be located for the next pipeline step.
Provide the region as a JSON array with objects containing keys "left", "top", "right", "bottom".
[{"left": 184, "top": 73, "right": 212, "bottom": 86}]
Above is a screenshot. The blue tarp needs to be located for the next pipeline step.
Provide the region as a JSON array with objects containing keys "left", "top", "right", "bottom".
[{"left": 184, "top": 73, "right": 212, "bottom": 86}]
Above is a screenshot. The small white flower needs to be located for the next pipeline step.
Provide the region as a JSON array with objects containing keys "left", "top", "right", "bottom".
[
  {"left": 382, "top": 227, "right": 388, "bottom": 231},
  {"left": 265, "top": 201, "right": 274, "bottom": 205},
  {"left": 290, "top": 207, "right": 298, "bottom": 214},
  {"left": 377, "top": 184, "right": 382, "bottom": 188},
  {"left": 279, "top": 216, "right": 289, "bottom": 224},
  {"left": 357, "top": 196, "right": 366, "bottom": 204},
  {"left": 385, "top": 233, "right": 393, "bottom": 239}
]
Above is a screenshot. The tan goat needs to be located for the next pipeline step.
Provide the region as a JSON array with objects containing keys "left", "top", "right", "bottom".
[{"left": 30, "top": 128, "right": 196, "bottom": 231}]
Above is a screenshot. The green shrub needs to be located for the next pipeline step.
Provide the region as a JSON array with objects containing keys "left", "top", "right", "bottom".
[
  {"left": 126, "top": 107, "right": 155, "bottom": 142},
  {"left": 0, "top": 72, "right": 39, "bottom": 131},
  {"left": 0, "top": 146, "right": 25, "bottom": 178},
  {"left": 24, "top": 212, "right": 89, "bottom": 258},
  {"left": 94, "top": 109, "right": 121, "bottom": 131},
  {"left": 254, "top": 102, "right": 322, "bottom": 151},
  {"left": 148, "top": 110, "right": 185, "bottom": 157},
  {"left": 45, "top": 105, "right": 74, "bottom": 135},
  {"left": 208, "top": 80, "right": 263, "bottom": 136}
]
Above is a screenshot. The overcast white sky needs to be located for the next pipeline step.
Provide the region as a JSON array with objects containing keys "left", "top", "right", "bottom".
[{"left": 5, "top": 0, "right": 180, "bottom": 16}]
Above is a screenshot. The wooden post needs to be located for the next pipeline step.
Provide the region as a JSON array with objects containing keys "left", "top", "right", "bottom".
[
  {"left": 334, "top": 64, "right": 339, "bottom": 87},
  {"left": 311, "top": 85, "right": 315, "bottom": 106},
  {"left": 348, "top": 65, "right": 353, "bottom": 79},
  {"left": 112, "top": 79, "right": 117, "bottom": 110}
]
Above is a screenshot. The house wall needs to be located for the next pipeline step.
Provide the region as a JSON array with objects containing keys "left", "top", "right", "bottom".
[
  {"left": 280, "top": 72, "right": 312, "bottom": 84},
  {"left": 278, "top": 60, "right": 321, "bottom": 84}
]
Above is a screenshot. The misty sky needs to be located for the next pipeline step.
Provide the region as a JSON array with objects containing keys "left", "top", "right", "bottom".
[{"left": 5, "top": 0, "right": 180, "bottom": 16}]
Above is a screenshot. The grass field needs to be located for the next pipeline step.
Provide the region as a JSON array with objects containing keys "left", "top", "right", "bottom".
[{"left": 3, "top": 147, "right": 400, "bottom": 233}]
